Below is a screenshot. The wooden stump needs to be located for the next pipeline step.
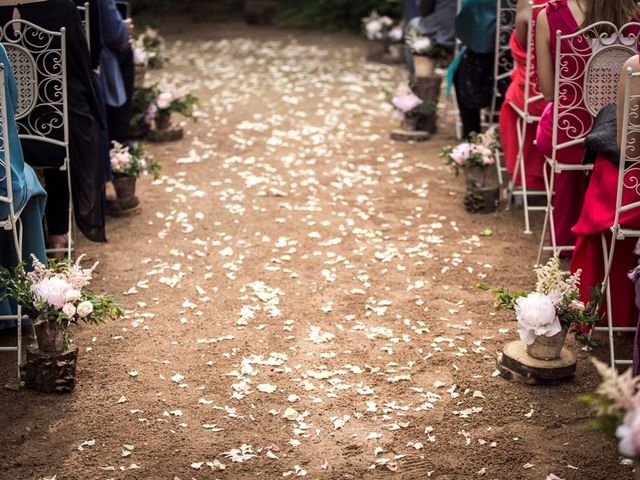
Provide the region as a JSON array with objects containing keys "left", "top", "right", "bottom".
[
  {"left": 106, "top": 195, "right": 142, "bottom": 218},
  {"left": 497, "top": 340, "right": 577, "bottom": 384},
  {"left": 21, "top": 345, "right": 79, "bottom": 393},
  {"left": 409, "top": 77, "right": 441, "bottom": 134},
  {"left": 148, "top": 127, "right": 184, "bottom": 143},
  {"left": 390, "top": 129, "right": 431, "bottom": 142},
  {"left": 464, "top": 187, "right": 500, "bottom": 214}
]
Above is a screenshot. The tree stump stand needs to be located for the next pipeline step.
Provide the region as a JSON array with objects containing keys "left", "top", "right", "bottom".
[
  {"left": 106, "top": 195, "right": 142, "bottom": 218},
  {"left": 390, "top": 129, "right": 431, "bottom": 142},
  {"left": 497, "top": 340, "right": 577, "bottom": 384},
  {"left": 148, "top": 127, "right": 184, "bottom": 143},
  {"left": 464, "top": 186, "right": 500, "bottom": 214},
  {"left": 410, "top": 76, "right": 442, "bottom": 134},
  {"left": 21, "top": 345, "right": 79, "bottom": 393}
]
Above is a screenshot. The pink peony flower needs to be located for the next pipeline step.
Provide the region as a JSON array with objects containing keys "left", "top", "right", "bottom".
[
  {"left": 450, "top": 143, "right": 473, "bottom": 166},
  {"left": 389, "top": 26, "right": 403, "bottom": 42},
  {"left": 145, "top": 27, "right": 158, "bottom": 40},
  {"left": 365, "top": 20, "right": 383, "bottom": 40},
  {"left": 31, "top": 276, "right": 74, "bottom": 310},
  {"left": 156, "top": 91, "right": 174, "bottom": 110},
  {"left": 392, "top": 92, "right": 422, "bottom": 113}
]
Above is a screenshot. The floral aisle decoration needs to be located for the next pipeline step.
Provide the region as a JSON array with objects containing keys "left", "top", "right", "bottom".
[
  {"left": 110, "top": 141, "right": 160, "bottom": 202},
  {"left": 132, "top": 82, "right": 199, "bottom": 136},
  {"left": 494, "top": 254, "right": 601, "bottom": 360},
  {"left": 391, "top": 84, "right": 435, "bottom": 131},
  {"left": 581, "top": 360, "right": 640, "bottom": 477},
  {"left": 0, "top": 255, "right": 124, "bottom": 353},
  {"left": 134, "top": 26, "right": 165, "bottom": 69},
  {"left": 440, "top": 127, "right": 498, "bottom": 188},
  {"left": 406, "top": 28, "right": 449, "bottom": 77},
  {"left": 361, "top": 11, "right": 394, "bottom": 41}
]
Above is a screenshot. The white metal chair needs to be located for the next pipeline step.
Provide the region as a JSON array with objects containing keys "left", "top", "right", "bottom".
[
  {"left": 0, "top": 62, "right": 25, "bottom": 380},
  {"left": 0, "top": 19, "right": 73, "bottom": 260},
  {"left": 505, "top": 2, "right": 548, "bottom": 234},
  {"left": 490, "top": 0, "right": 518, "bottom": 187},
  {"left": 76, "top": 2, "right": 91, "bottom": 52},
  {"left": 597, "top": 66, "right": 640, "bottom": 367},
  {"left": 536, "top": 21, "right": 640, "bottom": 265}
]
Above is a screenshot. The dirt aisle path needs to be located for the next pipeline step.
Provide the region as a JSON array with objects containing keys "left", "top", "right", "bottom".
[{"left": 0, "top": 22, "right": 630, "bottom": 480}]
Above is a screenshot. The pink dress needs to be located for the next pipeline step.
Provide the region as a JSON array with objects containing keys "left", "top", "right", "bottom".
[{"left": 535, "top": 0, "right": 591, "bottom": 250}]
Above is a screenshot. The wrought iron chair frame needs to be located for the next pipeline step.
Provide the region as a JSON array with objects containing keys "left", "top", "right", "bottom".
[
  {"left": 0, "top": 19, "right": 73, "bottom": 260},
  {"left": 536, "top": 21, "right": 640, "bottom": 265},
  {"left": 505, "top": 2, "right": 548, "bottom": 235},
  {"left": 76, "top": 2, "right": 91, "bottom": 55},
  {"left": 0, "top": 62, "right": 25, "bottom": 380},
  {"left": 490, "top": 0, "right": 518, "bottom": 188},
  {"left": 597, "top": 66, "right": 640, "bottom": 367}
]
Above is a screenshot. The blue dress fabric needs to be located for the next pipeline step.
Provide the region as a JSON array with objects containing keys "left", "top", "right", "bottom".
[
  {"left": 98, "top": 0, "right": 129, "bottom": 108},
  {"left": 0, "top": 44, "right": 47, "bottom": 320}
]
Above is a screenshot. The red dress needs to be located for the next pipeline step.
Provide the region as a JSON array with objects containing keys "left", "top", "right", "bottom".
[
  {"left": 571, "top": 156, "right": 640, "bottom": 329},
  {"left": 535, "top": 0, "right": 591, "bottom": 249},
  {"left": 501, "top": 1, "right": 548, "bottom": 191}
]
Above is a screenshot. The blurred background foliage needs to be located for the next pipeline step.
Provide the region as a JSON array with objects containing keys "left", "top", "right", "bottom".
[{"left": 130, "top": 0, "right": 402, "bottom": 31}]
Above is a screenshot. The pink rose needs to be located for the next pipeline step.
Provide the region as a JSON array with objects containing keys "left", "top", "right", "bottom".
[
  {"left": 156, "top": 92, "right": 174, "bottom": 110},
  {"left": 392, "top": 92, "right": 422, "bottom": 113}
]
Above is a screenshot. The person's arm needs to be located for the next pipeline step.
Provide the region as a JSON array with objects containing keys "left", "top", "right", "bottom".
[
  {"left": 98, "top": 0, "right": 128, "bottom": 52},
  {"left": 535, "top": 9, "right": 554, "bottom": 101},
  {"left": 515, "top": 0, "right": 531, "bottom": 47},
  {"left": 418, "top": 0, "right": 436, "bottom": 17}
]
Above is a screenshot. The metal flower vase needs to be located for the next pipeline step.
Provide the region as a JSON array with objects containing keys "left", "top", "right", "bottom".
[
  {"left": 526, "top": 329, "right": 568, "bottom": 361},
  {"left": 463, "top": 165, "right": 488, "bottom": 189},
  {"left": 34, "top": 321, "right": 64, "bottom": 353}
]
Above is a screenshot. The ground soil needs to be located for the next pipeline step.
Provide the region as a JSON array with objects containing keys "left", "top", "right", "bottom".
[{"left": 0, "top": 21, "right": 633, "bottom": 480}]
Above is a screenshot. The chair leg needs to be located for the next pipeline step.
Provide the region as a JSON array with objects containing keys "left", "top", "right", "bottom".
[
  {"left": 536, "top": 160, "right": 553, "bottom": 265},
  {"left": 600, "top": 231, "right": 620, "bottom": 367}
]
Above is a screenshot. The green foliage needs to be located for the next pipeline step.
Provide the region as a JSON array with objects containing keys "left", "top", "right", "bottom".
[
  {"left": 579, "top": 394, "right": 622, "bottom": 438},
  {"left": 275, "top": 0, "right": 402, "bottom": 31},
  {"left": 493, "top": 287, "right": 527, "bottom": 310}
]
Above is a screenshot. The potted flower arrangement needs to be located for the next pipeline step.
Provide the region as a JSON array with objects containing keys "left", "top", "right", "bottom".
[
  {"left": 392, "top": 85, "right": 435, "bottom": 131},
  {"left": 0, "top": 255, "right": 124, "bottom": 353},
  {"left": 132, "top": 45, "right": 149, "bottom": 88},
  {"left": 440, "top": 127, "right": 498, "bottom": 189},
  {"left": 406, "top": 28, "right": 449, "bottom": 78},
  {"left": 581, "top": 360, "right": 640, "bottom": 478},
  {"left": 134, "top": 26, "right": 165, "bottom": 69},
  {"left": 494, "top": 254, "right": 601, "bottom": 360},
  {"left": 362, "top": 11, "right": 394, "bottom": 61},
  {"left": 131, "top": 83, "right": 198, "bottom": 139},
  {"left": 110, "top": 141, "right": 160, "bottom": 203}
]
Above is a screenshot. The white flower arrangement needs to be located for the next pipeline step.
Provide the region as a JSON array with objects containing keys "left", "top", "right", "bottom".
[
  {"left": 0, "top": 255, "right": 124, "bottom": 348},
  {"left": 494, "top": 254, "right": 601, "bottom": 345},
  {"left": 582, "top": 359, "right": 640, "bottom": 459},
  {"left": 362, "top": 11, "right": 394, "bottom": 41}
]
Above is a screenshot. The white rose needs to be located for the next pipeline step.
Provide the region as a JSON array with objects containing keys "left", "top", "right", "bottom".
[
  {"left": 76, "top": 300, "right": 94, "bottom": 318},
  {"left": 31, "top": 276, "right": 74, "bottom": 309},
  {"left": 515, "top": 292, "right": 562, "bottom": 345},
  {"left": 64, "top": 289, "right": 82, "bottom": 303},
  {"left": 62, "top": 302, "right": 76, "bottom": 318},
  {"left": 156, "top": 92, "right": 173, "bottom": 110},
  {"left": 412, "top": 37, "right": 432, "bottom": 53},
  {"left": 617, "top": 409, "right": 640, "bottom": 458}
]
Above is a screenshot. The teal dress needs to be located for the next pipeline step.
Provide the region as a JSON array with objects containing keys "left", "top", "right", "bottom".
[{"left": 0, "top": 43, "right": 47, "bottom": 320}]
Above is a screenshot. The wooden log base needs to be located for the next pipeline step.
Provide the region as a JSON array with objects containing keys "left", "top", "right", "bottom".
[
  {"left": 148, "top": 127, "right": 184, "bottom": 143},
  {"left": 464, "top": 187, "right": 500, "bottom": 214},
  {"left": 21, "top": 345, "right": 79, "bottom": 393},
  {"left": 390, "top": 129, "right": 431, "bottom": 143},
  {"left": 497, "top": 340, "right": 577, "bottom": 384},
  {"left": 107, "top": 195, "right": 142, "bottom": 218}
]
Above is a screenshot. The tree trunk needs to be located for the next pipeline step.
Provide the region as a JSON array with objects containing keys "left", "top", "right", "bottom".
[{"left": 21, "top": 345, "right": 79, "bottom": 393}]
